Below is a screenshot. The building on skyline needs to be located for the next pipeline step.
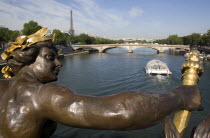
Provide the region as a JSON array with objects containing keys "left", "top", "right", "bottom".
[{"left": 69, "top": 10, "right": 75, "bottom": 35}]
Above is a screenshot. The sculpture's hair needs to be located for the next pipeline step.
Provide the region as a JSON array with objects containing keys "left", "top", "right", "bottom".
[{"left": 7, "top": 41, "right": 57, "bottom": 76}]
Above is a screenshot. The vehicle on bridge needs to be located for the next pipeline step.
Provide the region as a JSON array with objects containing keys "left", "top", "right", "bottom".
[{"left": 145, "top": 59, "right": 172, "bottom": 75}]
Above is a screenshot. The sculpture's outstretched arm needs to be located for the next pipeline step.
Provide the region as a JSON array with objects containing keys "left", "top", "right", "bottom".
[{"left": 36, "top": 84, "right": 202, "bottom": 130}]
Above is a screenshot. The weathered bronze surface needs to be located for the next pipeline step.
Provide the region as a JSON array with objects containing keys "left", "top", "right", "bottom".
[{"left": 0, "top": 28, "right": 203, "bottom": 138}]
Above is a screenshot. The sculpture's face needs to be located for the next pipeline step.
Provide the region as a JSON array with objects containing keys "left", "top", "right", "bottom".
[{"left": 30, "top": 46, "right": 62, "bottom": 83}]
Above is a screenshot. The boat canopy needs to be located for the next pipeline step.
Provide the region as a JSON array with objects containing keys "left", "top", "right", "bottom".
[{"left": 145, "top": 59, "right": 172, "bottom": 75}]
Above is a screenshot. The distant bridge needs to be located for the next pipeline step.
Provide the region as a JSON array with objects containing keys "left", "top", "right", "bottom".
[{"left": 72, "top": 44, "right": 189, "bottom": 53}]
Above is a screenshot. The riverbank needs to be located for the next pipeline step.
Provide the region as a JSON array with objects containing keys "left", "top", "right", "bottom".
[{"left": 59, "top": 46, "right": 89, "bottom": 57}]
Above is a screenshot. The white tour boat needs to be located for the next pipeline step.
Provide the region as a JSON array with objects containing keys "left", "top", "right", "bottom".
[{"left": 145, "top": 59, "right": 172, "bottom": 75}]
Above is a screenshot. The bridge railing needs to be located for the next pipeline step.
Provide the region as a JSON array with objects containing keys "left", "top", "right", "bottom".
[{"left": 72, "top": 44, "right": 189, "bottom": 48}]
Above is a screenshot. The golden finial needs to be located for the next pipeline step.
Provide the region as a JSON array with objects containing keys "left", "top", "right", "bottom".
[{"left": 173, "top": 50, "right": 204, "bottom": 137}]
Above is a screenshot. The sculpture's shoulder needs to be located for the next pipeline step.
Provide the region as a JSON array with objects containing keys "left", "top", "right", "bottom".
[
  {"left": 35, "top": 83, "right": 75, "bottom": 108},
  {"left": 41, "top": 83, "right": 72, "bottom": 92},
  {"left": 11, "top": 77, "right": 42, "bottom": 96},
  {"left": 38, "top": 83, "right": 75, "bottom": 98}
]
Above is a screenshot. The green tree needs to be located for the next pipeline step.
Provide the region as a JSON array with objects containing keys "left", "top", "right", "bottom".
[
  {"left": 198, "top": 34, "right": 207, "bottom": 46},
  {"left": 182, "top": 36, "right": 191, "bottom": 45},
  {"left": 154, "top": 29, "right": 210, "bottom": 46},
  {"left": 154, "top": 39, "right": 169, "bottom": 44},
  {"left": 0, "top": 26, "right": 20, "bottom": 43},
  {"left": 0, "top": 26, "right": 10, "bottom": 42},
  {"left": 93, "top": 38, "right": 102, "bottom": 44},
  {"left": 22, "top": 20, "right": 42, "bottom": 35},
  {"left": 189, "top": 33, "right": 201, "bottom": 45},
  {"left": 9, "top": 30, "right": 20, "bottom": 41},
  {"left": 93, "top": 38, "right": 114, "bottom": 44},
  {"left": 67, "top": 35, "right": 78, "bottom": 44},
  {"left": 206, "top": 30, "right": 210, "bottom": 46},
  {"left": 51, "top": 29, "right": 66, "bottom": 45},
  {"left": 167, "top": 35, "right": 183, "bottom": 45},
  {"left": 118, "top": 39, "right": 125, "bottom": 44},
  {"left": 77, "top": 33, "right": 95, "bottom": 44}
]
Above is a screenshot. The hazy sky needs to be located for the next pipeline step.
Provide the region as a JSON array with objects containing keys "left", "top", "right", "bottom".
[{"left": 0, "top": 0, "right": 210, "bottom": 39}]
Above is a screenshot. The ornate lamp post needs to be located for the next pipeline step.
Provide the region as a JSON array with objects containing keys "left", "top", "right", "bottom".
[{"left": 173, "top": 50, "right": 204, "bottom": 137}]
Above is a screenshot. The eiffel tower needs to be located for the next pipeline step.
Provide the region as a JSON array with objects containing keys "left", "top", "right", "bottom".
[{"left": 69, "top": 10, "right": 75, "bottom": 35}]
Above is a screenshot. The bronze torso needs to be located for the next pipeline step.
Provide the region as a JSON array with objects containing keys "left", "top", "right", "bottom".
[{"left": 0, "top": 72, "right": 57, "bottom": 138}]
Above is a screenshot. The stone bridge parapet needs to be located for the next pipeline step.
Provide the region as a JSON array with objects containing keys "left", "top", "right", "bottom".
[{"left": 72, "top": 44, "right": 189, "bottom": 53}]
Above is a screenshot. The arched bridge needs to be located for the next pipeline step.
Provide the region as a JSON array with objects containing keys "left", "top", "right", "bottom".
[{"left": 72, "top": 44, "right": 189, "bottom": 53}]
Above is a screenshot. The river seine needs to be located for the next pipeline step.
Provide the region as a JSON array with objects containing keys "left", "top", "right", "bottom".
[{"left": 34, "top": 47, "right": 210, "bottom": 137}]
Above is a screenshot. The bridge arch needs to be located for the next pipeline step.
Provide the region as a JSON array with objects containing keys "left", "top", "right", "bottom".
[
  {"left": 102, "top": 47, "right": 118, "bottom": 52},
  {"left": 132, "top": 46, "right": 158, "bottom": 53},
  {"left": 103, "top": 47, "right": 129, "bottom": 53},
  {"left": 118, "top": 46, "right": 133, "bottom": 53},
  {"left": 133, "top": 46, "right": 170, "bottom": 53}
]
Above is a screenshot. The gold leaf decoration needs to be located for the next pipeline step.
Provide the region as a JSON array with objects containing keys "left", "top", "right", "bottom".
[{"left": 1, "top": 27, "right": 56, "bottom": 78}]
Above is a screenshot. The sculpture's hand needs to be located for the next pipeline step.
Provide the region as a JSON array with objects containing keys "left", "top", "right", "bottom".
[
  {"left": 175, "top": 85, "right": 203, "bottom": 111},
  {"left": 193, "top": 114, "right": 210, "bottom": 138},
  {"left": 163, "top": 116, "right": 181, "bottom": 138}
]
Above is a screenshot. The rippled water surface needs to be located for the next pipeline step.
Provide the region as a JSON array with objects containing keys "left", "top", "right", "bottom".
[{"left": 51, "top": 47, "right": 210, "bottom": 138}]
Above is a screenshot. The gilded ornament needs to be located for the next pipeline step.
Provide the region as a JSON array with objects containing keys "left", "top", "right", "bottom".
[
  {"left": 173, "top": 50, "right": 203, "bottom": 136},
  {"left": 1, "top": 27, "right": 55, "bottom": 78}
]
